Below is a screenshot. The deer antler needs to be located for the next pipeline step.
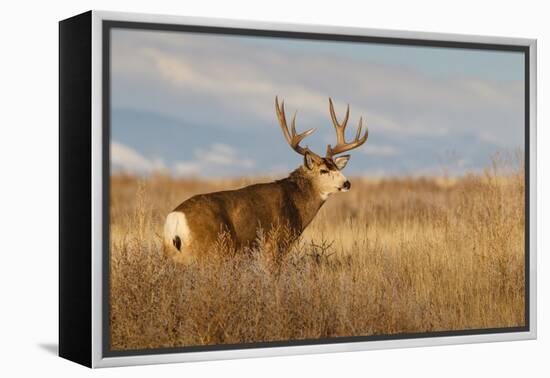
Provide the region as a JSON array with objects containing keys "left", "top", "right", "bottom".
[
  {"left": 275, "top": 96, "right": 322, "bottom": 160},
  {"left": 326, "top": 98, "right": 369, "bottom": 157}
]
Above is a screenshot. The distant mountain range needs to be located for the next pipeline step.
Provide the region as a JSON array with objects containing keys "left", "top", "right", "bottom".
[{"left": 111, "top": 108, "right": 519, "bottom": 177}]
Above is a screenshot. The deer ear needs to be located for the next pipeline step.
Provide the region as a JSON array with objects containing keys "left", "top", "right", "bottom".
[
  {"left": 334, "top": 155, "right": 350, "bottom": 170},
  {"left": 304, "top": 151, "right": 316, "bottom": 170}
]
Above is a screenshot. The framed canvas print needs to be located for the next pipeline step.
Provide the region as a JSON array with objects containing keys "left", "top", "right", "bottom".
[{"left": 59, "top": 10, "right": 537, "bottom": 368}]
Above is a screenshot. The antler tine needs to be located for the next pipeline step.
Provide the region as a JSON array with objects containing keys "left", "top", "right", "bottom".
[
  {"left": 275, "top": 96, "right": 320, "bottom": 158},
  {"left": 291, "top": 111, "right": 316, "bottom": 144},
  {"left": 355, "top": 116, "right": 365, "bottom": 140},
  {"left": 275, "top": 96, "right": 293, "bottom": 146},
  {"left": 326, "top": 99, "right": 369, "bottom": 157},
  {"left": 328, "top": 98, "right": 350, "bottom": 145}
]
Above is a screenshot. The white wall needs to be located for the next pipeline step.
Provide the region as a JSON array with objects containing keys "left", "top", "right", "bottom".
[{"left": 0, "top": 0, "right": 546, "bottom": 376}]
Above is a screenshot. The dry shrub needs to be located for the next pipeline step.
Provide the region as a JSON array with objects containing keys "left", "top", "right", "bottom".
[{"left": 109, "top": 159, "right": 525, "bottom": 351}]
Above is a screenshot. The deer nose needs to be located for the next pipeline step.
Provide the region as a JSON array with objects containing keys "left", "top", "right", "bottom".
[{"left": 343, "top": 180, "right": 351, "bottom": 190}]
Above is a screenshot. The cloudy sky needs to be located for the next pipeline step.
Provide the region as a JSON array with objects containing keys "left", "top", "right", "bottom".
[{"left": 110, "top": 28, "right": 525, "bottom": 178}]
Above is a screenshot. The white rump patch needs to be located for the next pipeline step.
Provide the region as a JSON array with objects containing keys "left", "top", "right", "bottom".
[{"left": 164, "top": 211, "right": 192, "bottom": 250}]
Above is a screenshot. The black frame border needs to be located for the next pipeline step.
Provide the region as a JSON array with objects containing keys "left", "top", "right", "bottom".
[
  {"left": 59, "top": 11, "right": 93, "bottom": 367},
  {"left": 101, "top": 20, "right": 531, "bottom": 358}
]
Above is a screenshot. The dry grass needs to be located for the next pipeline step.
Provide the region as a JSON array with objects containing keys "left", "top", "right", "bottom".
[{"left": 109, "top": 159, "right": 525, "bottom": 351}]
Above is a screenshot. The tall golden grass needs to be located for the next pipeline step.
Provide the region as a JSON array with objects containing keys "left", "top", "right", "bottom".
[{"left": 109, "top": 158, "right": 525, "bottom": 351}]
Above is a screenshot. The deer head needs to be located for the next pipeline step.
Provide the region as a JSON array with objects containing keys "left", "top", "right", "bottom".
[{"left": 275, "top": 96, "right": 369, "bottom": 199}]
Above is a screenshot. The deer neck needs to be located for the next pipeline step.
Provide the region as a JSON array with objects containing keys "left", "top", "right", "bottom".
[{"left": 285, "top": 168, "right": 326, "bottom": 231}]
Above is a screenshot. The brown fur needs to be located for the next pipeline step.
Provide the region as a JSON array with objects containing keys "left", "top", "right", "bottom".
[{"left": 173, "top": 166, "right": 326, "bottom": 254}]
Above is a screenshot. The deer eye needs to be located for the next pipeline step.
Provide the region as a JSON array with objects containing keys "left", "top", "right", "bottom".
[{"left": 320, "top": 169, "right": 329, "bottom": 174}]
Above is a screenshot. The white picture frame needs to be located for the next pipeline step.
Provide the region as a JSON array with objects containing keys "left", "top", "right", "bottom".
[{"left": 58, "top": 10, "right": 537, "bottom": 368}]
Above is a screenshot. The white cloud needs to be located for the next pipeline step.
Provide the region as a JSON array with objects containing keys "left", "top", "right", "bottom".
[
  {"left": 111, "top": 141, "right": 167, "bottom": 175},
  {"left": 172, "top": 161, "right": 202, "bottom": 176},
  {"left": 361, "top": 144, "right": 399, "bottom": 157},
  {"left": 112, "top": 31, "right": 522, "bottom": 146},
  {"left": 135, "top": 46, "right": 406, "bottom": 135},
  {"left": 175, "top": 143, "right": 255, "bottom": 177},
  {"left": 112, "top": 141, "right": 255, "bottom": 178}
]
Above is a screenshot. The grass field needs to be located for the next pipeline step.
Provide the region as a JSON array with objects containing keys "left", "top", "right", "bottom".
[{"left": 109, "top": 158, "right": 525, "bottom": 351}]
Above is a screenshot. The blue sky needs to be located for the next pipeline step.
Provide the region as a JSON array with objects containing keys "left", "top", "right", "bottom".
[{"left": 110, "top": 28, "right": 525, "bottom": 178}]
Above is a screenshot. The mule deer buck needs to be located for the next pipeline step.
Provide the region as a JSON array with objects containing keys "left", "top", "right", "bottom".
[{"left": 163, "top": 97, "right": 369, "bottom": 264}]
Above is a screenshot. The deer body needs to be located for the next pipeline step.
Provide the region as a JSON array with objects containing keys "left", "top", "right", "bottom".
[
  {"left": 164, "top": 168, "right": 326, "bottom": 263},
  {"left": 163, "top": 97, "right": 368, "bottom": 264}
]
